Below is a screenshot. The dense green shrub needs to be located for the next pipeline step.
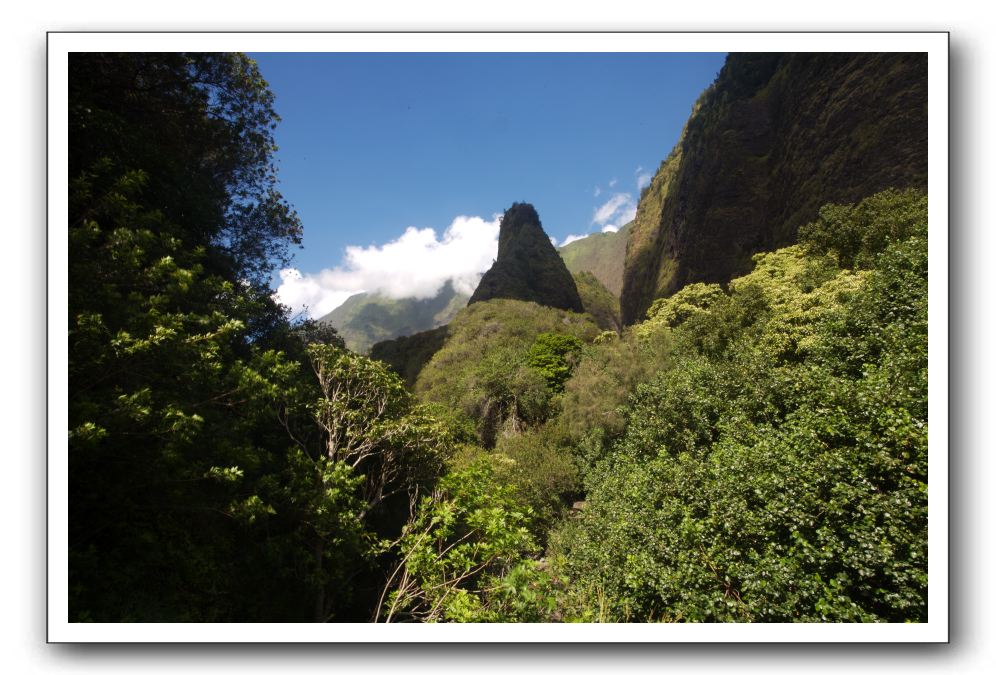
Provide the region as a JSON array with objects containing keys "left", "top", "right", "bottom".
[
  {"left": 642, "top": 282, "right": 725, "bottom": 329},
  {"left": 556, "top": 190, "right": 928, "bottom": 622},
  {"left": 493, "top": 427, "right": 580, "bottom": 533},
  {"left": 526, "top": 332, "right": 584, "bottom": 392},
  {"left": 375, "top": 459, "right": 539, "bottom": 622},
  {"left": 416, "top": 299, "right": 598, "bottom": 446},
  {"left": 798, "top": 188, "right": 927, "bottom": 269}
]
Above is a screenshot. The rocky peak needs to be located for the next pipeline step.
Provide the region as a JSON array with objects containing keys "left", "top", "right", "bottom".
[{"left": 469, "top": 203, "right": 584, "bottom": 312}]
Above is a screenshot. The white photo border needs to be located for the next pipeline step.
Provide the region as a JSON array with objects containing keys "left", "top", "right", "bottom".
[{"left": 48, "top": 31, "right": 949, "bottom": 643}]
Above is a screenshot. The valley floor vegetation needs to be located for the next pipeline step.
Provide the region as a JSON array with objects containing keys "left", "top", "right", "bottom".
[{"left": 68, "top": 52, "right": 928, "bottom": 622}]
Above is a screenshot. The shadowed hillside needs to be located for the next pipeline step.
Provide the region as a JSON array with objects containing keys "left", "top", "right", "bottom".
[
  {"left": 369, "top": 325, "right": 450, "bottom": 388},
  {"left": 572, "top": 271, "right": 621, "bottom": 333}
]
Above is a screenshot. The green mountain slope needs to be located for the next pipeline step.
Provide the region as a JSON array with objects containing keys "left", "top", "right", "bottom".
[
  {"left": 369, "top": 325, "right": 450, "bottom": 388},
  {"left": 319, "top": 280, "right": 467, "bottom": 354},
  {"left": 415, "top": 299, "right": 599, "bottom": 447},
  {"left": 371, "top": 272, "right": 620, "bottom": 388},
  {"left": 572, "top": 271, "right": 621, "bottom": 333},
  {"left": 557, "top": 222, "right": 631, "bottom": 297},
  {"left": 620, "top": 52, "right": 928, "bottom": 325}
]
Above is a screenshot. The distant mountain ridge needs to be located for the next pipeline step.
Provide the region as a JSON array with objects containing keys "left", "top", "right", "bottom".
[
  {"left": 318, "top": 280, "right": 467, "bottom": 354},
  {"left": 558, "top": 222, "right": 631, "bottom": 298}
]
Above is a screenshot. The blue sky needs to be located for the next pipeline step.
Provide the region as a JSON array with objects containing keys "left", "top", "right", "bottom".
[{"left": 254, "top": 52, "right": 727, "bottom": 317}]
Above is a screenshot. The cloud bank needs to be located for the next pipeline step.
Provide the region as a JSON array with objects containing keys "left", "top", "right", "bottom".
[
  {"left": 559, "top": 233, "right": 590, "bottom": 247},
  {"left": 559, "top": 169, "right": 647, "bottom": 248},
  {"left": 593, "top": 192, "right": 637, "bottom": 232},
  {"left": 275, "top": 214, "right": 501, "bottom": 319}
]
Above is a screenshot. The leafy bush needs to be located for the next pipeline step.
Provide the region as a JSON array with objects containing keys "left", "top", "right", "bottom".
[
  {"left": 416, "top": 299, "right": 598, "bottom": 446},
  {"left": 375, "top": 459, "right": 539, "bottom": 622},
  {"left": 798, "top": 188, "right": 927, "bottom": 269},
  {"left": 526, "top": 332, "right": 584, "bottom": 392},
  {"left": 643, "top": 282, "right": 725, "bottom": 329},
  {"left": 493, "top": 427, "right": 580, "bottom": 532},
  {"left": 559, "top": 330, "right": 673, "bottom": 439},
  {"left": 556, "top": 190, "right": 928, "bottom": 622},
  {"left": 305, "top": 343, "right": 450, "bottom": 515}
]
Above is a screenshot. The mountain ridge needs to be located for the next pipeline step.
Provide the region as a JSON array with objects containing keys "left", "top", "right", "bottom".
[{"left": 319, "top": 280, "right": 467, "bottom": 354}]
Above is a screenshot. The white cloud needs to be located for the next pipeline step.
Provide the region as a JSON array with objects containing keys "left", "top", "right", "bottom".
[
  {"left": 608, "top": 178, "right": 618, "bottom": 188},
  {"left": 617, "top": 204, "right": 638, "bottom": 228},
  {"left": 636, "top": 171, "right": 652, "bottom": 190},
  {"left": 274, "top": 214, "right": 502, "bottom": 319},
  {"left": 561, "top": 187, "right": 642, "bottom": 249},
  {"left": 559, "top": 233, "right": 590, "bottom": 247},
  {"left": 592, "top": 193, "right": 628, "bottom": 225},
  {"left": 593, "top": 186, "right": 601, "bottom": 198},
  {"left": 592, "top": 192, "right": 636, "bottom": 231},
  {"left": 274, "top": 269, "right": 363, "bottom": 319}
]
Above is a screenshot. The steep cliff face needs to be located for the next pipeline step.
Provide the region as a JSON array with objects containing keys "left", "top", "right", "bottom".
[
  {"left": 469, "top": 203, "right": 584, "bottom": 312},
  {"left": 620, "top": 53, "right": 928, "bottom": 325}
]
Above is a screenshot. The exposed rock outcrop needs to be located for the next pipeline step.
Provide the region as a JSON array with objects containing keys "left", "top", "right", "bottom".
[{"left": 469, "top": 203, "right": 584, "bottom": 312}]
